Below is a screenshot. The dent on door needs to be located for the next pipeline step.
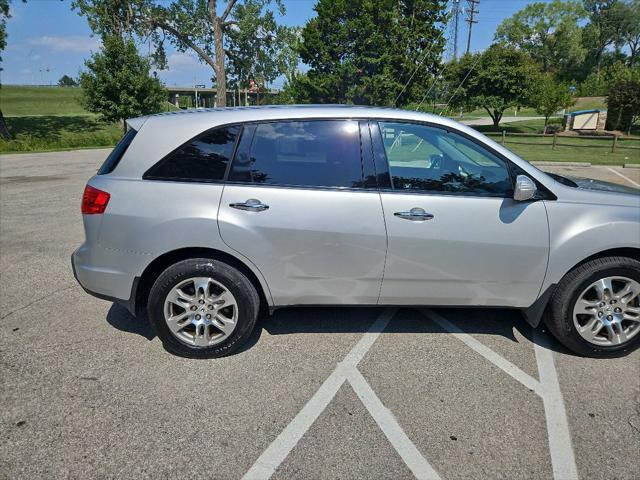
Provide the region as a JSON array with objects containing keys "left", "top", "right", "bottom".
[{"left": 218, "top": 186, "right": 388, "bottom": 305}]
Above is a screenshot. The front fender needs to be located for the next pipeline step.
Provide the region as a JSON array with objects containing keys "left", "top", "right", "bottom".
[{"left": 542, "top": 200, "right": 640, "bottom": 292}]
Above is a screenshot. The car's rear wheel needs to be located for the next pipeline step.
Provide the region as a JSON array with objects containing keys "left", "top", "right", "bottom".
[
  {"left": 545, "top": 256, "right": 640, "bottom": 357},
  {"left": 148, "top": 258, "right": 260, "bottom": 358}
]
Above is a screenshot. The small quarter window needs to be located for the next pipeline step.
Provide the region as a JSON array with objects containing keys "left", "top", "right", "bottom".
[
  {"left": 228, "top": 120, "right": 363, "bottom": 188},
  {"left": 98, "top": 128, "right": 137, "bottom": 175},
  {"left": 144, "top": 126, "right": 240, "bottom": 182}
]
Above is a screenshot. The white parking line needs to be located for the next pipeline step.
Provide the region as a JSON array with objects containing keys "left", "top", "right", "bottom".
[
  {"left": 606, "top": 167, "right": 640, "bottom": 187},
  {"left": 533, "top": 331, "right": 580, "bottom": 480},
  {"left": 348, "top": 368, "right": 441, "bottom": 480},
  {"left": 242, "top": 308, "right": 442, "bottom": 480},
  {"left": 422, "top": 309, "right": 542, "bottom": 394},
  {"left": 422, "top": 309, "right": 579, "bottom": 480}
]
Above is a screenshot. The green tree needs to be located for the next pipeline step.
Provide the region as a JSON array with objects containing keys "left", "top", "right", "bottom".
[
  {"left": 582, "top": 0, "right": 626, "bottom": 74},
  {"left": 529, "top": 75, "right": 576, "bottom": 132},
  {"left": 293, "top": 0, "right": 447, "bottom": 106},
  {"left": 225, "top": 1, "right": 298, "bottom": 102},
  {"left": 495, "top": 0, "right": 587, "bottom": 79},
  {"left": 73, "top": 0, "right": 292, "bottom": 107},
  {"left": 79, "top": 35, "right": 165, "bottom": 131},
  {"left": 58, "top": 74, "right": 78, "bottom": 87},
  {"left": 616, "top": 0, "right": 640, "bottom": 67},
  {"left": 606, "top": 77, "right": 640, "bottom": 134},
  {"left": 578, "top": 60, "right": 639, "bottom": 95},
  {"left": 445, "top": 44, "right": 539, "bottom": 127}
]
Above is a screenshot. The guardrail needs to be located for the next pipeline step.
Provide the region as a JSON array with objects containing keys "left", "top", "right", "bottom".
[{"left": 485, "top": 131, "right": 640, "bottom": 153}]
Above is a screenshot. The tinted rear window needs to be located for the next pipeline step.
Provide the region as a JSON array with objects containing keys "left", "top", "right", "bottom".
[
  {"left": 98, "top": 128, "right": 137, "bottom": 175},
  {"left": 144, "top": 126, "right": 240, "bottom": 182},
  {"left": 228, "top": 120, "right": 363, "bottom": 188}
]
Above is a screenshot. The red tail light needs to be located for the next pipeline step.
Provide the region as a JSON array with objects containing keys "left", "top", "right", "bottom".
[{"left": 81, "top": 185, "right": 110, "bottom": 215}]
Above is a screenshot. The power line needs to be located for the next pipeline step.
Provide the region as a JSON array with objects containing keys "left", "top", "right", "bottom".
[
  {"left": 465, "top": 0, "right": 479, "bottom": 55},
  {"left": 439, "top": 52, "right": 482, "bottom": 116},
  {"left": 414, "top": 61, "right": 450, "bottom": 112},
  {"left": 393, "top": 30, "right": 445, "bottom": 106}
]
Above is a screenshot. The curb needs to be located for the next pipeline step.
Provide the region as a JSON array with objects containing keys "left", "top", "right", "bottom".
[
  {"left": 623, "top": 163, "right": 640, "bottom": 169},
  {"left": 531, "top": 161, "right": 591, "bottom": 167}
]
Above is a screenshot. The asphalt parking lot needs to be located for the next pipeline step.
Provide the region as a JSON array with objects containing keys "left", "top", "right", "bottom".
[{"left": 1, "top": 149, "right": 639, "bottom": 480}]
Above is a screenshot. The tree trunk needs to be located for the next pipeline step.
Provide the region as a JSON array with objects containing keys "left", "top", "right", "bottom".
[
  {"left": 491, "top": 110, "right": 503, "bottom": 128},
  {"left": 213, "top": 18, "right": 227, "bottom": 107},
  {"left": 615, "top": 108, "right": 623, "bottom": 131},
  {"left": 0, "top": 109, "right": 11, "bottom": 140},
  {"left": 595, "top": 45, "right": 605, "bottom": 77}
]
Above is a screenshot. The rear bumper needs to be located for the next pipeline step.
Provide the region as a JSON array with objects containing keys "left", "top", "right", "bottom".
[{"left": 71, "top": 247, "right": 139, "bottom": 316}]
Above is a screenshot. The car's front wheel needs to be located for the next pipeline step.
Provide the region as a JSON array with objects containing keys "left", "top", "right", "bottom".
[
  {"left": 147, "top": 258, "right": 260, "bottom": 358},
  {"left": 545, "top": 256, "right": 640, "bottom": 357}
]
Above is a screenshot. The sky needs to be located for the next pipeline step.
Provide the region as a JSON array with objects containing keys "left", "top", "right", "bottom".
[{"left": 1, "top": 0, "right": 555, "bottom": 88}]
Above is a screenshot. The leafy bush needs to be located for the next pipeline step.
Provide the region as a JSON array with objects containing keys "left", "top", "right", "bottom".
[{"left": 606, "top": 79, "right": 640, "bottom": 134}]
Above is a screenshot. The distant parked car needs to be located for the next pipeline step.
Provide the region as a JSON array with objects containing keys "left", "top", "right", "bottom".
[{"left": 72, "top": 105, "right": 640, "bottom": 358}]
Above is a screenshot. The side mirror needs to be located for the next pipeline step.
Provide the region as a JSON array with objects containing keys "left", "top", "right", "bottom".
[{"left": 514, "top": 175, "right": 537, "bottom": 201}]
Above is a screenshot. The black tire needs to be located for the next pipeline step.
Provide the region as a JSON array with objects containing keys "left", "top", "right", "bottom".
[
  {"left": 147, "top": 258, "right": 260, "bottom": 358},
  {"left": 544, "top": 256, "right": 640, "bottom": 358}
]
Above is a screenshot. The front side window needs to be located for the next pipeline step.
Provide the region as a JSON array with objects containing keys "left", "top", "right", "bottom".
[
  {"left": 144, "top": 125, "right": 240, "bottom": 182},
  {"left": 378, "top": 122, "right": 512, "bottom": 196},
  {"left": 228, "top": 120, "right": 363, "bottom": 188}
]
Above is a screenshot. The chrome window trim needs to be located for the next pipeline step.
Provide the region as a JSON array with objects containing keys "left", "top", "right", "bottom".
[
  {"left": 225, "top": 118, "right": 367, "bottom": 190},
  {"left": 141, "top": 114, "right": 557, "bottom": 199}
]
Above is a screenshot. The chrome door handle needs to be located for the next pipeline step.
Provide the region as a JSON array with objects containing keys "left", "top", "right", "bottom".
[
  {"left": 229, "top": 199, "right": 269, "bottom": 212},
  {"left": 394, "top": 207, "right": 434, "bottom": 221}
]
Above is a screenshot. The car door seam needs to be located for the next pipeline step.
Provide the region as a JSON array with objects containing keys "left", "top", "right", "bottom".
[
  {"left": 216, "top": 183, "right": 276, "bottom": 306},
  {"left": 535, "top": 200, "right": 553, "bottom": 302},
  {"left": 375, "top": 190, "right": 390, "bottom": 305}
]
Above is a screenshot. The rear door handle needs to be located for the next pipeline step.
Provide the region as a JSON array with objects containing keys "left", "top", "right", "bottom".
[
  {"left": 394, "top": 207, "right": 434, "bottom": 221},
  {"left": 229, "top": 199, "right": 269, "bottom": 212}
]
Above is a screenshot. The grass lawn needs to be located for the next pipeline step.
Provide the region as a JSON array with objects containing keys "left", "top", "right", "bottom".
[
  {"left": 469, "top": 117, "right": 639, "bottom": 165},
  {"left": 473, "top": 118, "right": 564, "bottom": 134},
  {"left": 0, "top": 85, "right": 181, "bottom": 153},
  {"left": 0, "top": 86, "right": 636, "bottom": 164},
  {"left": 486, "top": 134, "right": 640, "bottom": 165},
  {"left": 0, "top": 116, "right": 122, "bottom": 153},
  {"left": 473, "top": 118, "right": 640, "bottom": 166},
  {"left": 1, "top": 85, "right": 90, "bottom": 116},
  {"left": 0, "top": 85, "right": 121, "bottom": 153},
  {"left": 457, "top": 96, "right": 608, "bottom": 119},
  {"left": 382, "top": 118, "right": 639, "bottom": 167}
]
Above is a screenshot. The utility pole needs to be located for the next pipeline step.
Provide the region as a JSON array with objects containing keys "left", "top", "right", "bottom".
[
  {"left": 452, "top": 0, "right": 461, "bottom": 60},
  {"left": 465, "top": 0, "right": 479, "bottom": 55}
]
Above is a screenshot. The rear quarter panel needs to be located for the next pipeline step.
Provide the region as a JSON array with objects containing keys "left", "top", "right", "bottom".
[{"left": 88, "top": 175, "right": 274, "bottom": 304}]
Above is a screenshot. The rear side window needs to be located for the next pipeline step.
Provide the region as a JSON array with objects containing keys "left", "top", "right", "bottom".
[
  {"left": 98, "top": 128, "right": 137, "bottom": 175},
  {"left": 228, "top": 120, "right": 363, "bottom": 188},
  {"left": 144, "top": 126, "right": 240, "bottom": 182}
]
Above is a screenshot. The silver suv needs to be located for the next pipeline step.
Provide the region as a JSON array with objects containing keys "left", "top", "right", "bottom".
[{"left": 72, "top": 105, "right": 640, "bottom": 358}]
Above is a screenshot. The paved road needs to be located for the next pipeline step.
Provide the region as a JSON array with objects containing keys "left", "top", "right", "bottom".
[{"left": 1, "top": 149, "right": 639, "bottom": 480}]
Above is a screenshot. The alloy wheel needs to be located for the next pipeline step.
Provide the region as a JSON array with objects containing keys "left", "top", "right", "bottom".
[
  {"left": 573, "top": 276, "right": 640, "bottom": 346},
  {"left": 163, "top": 277, "right": 238, "bottom": 347}
]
